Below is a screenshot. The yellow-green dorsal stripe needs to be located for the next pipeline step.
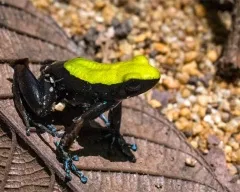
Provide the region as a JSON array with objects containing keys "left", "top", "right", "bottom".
[{"left": 63, "top": 55, "right": 160, "bottom": 85}]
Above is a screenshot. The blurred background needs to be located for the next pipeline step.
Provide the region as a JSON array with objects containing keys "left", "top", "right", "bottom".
[{"left": 31, "top": 0, "right": 240, "bottom": 176}]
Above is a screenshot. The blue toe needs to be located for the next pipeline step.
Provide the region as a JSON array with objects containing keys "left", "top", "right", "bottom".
[
  {"left": 131, "top": 144, "right": 137, "bottom": 151},
  {"left": 65, "top": 173, "right": 72, "bottom": 180},
  {"left": 72, "top": 155, "right": 79, "bottom": 161},
  {"left": 80, "top": 176, "right": 88, "bottom": 184},
  {"left": 54, "top": 141, "right": 60, "bottom": 147}
]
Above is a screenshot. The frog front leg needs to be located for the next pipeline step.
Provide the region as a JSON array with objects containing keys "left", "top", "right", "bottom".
[
  {"left": 56, "top": 101, "right": 112, "bottom": 183},
  {"left": 11, "top": 59, "right": 59, "bottom": 136},
  {"left": 95, "top": 102, "right": 137, "bottom": 162},
  {"left": 107, "top": 102, "right": 137, "bottom": 162}
]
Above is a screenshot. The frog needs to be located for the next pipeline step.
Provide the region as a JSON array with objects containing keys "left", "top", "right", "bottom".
[{"left": 11, "top": 55, "right": 160, "bottom": 183}]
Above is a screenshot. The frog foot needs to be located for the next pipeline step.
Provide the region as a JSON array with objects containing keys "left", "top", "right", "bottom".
[
  {"left": 97, "top": 132, "right": 137, "bottom": 162},
  {"left": 28, "top": 122, "right": 62, "bottom": 138},
  {"left": 55, "top": 142, "right": 88, "bottom": 184}
]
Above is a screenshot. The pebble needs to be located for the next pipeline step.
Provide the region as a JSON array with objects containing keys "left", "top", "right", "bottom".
[
  {"left": 189, "top": 95, "right": 197, "bottom": 103},
  {"left": 204, "top": 115, "right": 214, "bottom": 126},
  {"left": 191, "top": 113, "right": 200, "bottom": 122},
  {"left": 225, "top": 145, "right": 233, "bottom": 155},
  {"left": 221, "top": 112, "right": 231, "bottom": 123},
  {"left": 180, "top": 107, "right": 191, "bottom": 119},
  {"left": 185, "top": 157, "right": 197, "bottom": 167},
  {"left": 194, "top": 4, "right": 206, "bottom": 17},
  {"left": 183, "top": 100, "right": 191, "bottom": 107},
  {"left": 195, "top": 86, "right": 207, "bottom": 94},
  {"left": 166, "top": 110, "right": 180, "bottom": 122},
  {"left": 192, "top": 104, "right": 200, "bottom": 113},
  {"left": 181, "top": 88, "right": 191, "bottom": 98},
  {"left": 176, "top": 117, "right": 192, "bottom": 130},
  {"left": 227, "top": 163, "right": 238, "bottom": 175},
  {"left": 212, "top": 114, "right": 222, "bottom": 124},
  {"left": 190, "top": 139, "right": 199, "bottom": 149},
  {"left": 198, "top": 106, "right": 206, "bottom": 118},
  {"left": 197, "top": 95, "right": 209, "bottom": 107},
  {"left": 102, "top": 4, "right": 116, "bottom": 23},
  {"left": 176, "top": 72, "right": 190, "bottom": 84},
  {"left": 207, "top": 50, "right": 218, "bottom": 62},
  {"left": 162, "top": 77, "right": 180, "bottom": 89},
  {"left": 148, "top": 99, "right": 162, "bottom": 108},
  {"left": 184, "top": 51, "right": 198, "bottom": 63},
  {"left": 119, "top": 40, "right": 133, "bottom": 55},
  {"left": 112, "top": 19, "right": 132, "bottom": 39},
  {"left": 219, "top": 100, "right": 231, "bottom": 112},
  {"left": 185, "top": 36, "right": 197, "bottom": 50},
  {"left": 153, "top": 43, "right": 170, "bottom": 54},
  {"left": 32, "top": 0, "right": 50, "bottom": 9},
  {"left": 193, "top": 124, "right": 203, "bottom": 135},
  {"left": 226, "top": 119, "right": 240, "bottom": 131},
  {"left": 134, "top": 33, "right": 150, "bottom": 43},
  {"left": 182, "top": 61, "right": 201, "bottom": 76},
  {"left": 175, "top": 121, "right": 184, "bottom": 130},
  {"left": 228, "top": 139, "right": 239, "bottom": 150},
  {"left": 234, "top": 134, "right": 240, "bottom": 143},
  {"left": 94, "top": 0, "right": 106, "bottom": 9},
  {"left": 95, "top": 16, "right": 104, "bottom": 23},
  {"left": 218, "top": 122, "right": 226, "bottom": 129}
]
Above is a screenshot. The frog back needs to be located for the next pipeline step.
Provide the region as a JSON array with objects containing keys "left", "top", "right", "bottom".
[{"left": 63, "top": 55, "right": 160, "bottom": 85}]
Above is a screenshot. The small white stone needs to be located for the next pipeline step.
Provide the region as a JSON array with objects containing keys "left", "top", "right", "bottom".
[
  {"left": 218, "top": 122, "right": 226, "bottom": 129},
  {"left": 183, "top": 100, "right": 191, "bottom": 107},
  {"left": 223, "top": 90, "right": 231, "bottom": 98},
  {"left": 211, "top": 108, "right": 218, "bottom": 114},
  {"left": 106, "top": 27, "right": 115, "bottom": 38},
  {"left": 212, "top": 114, "right": 222, "bottom": 124},
  {"left": 191, "top": 113, "right": 200, "bottom": 122},
  {"left": 225, "top": 145, "right": 232, "bottom": 154},
  {"left": 161, "top": 24, "right": 171, "bottom": 33},
  {"left": 196, "top": 86, "right": 207, "bottom": 94},
  {"left": 189, "top": 95, "right": 197, "bottom": 103},
  {"left": 176, "top": 93, "right": 184, "bottom": 104},
  {"left": 227, "top": 119, "right": 240, "bottom": 129},
  {"left": 54, "top": 102, "right": 66, "bottom": 111},
  {"left": 185, "top": 157, "right": 197, "bottom": 167},
  {"left": 204, "top": 115, "right": 214, "bottom": 126},
  {"left": 197, "top": 95, "right": 209, "bottom": 106},
  {"left": 95, "top": 15, "right": 104, "bottom": 23}
]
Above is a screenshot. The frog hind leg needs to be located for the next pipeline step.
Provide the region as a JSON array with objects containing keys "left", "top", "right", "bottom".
[
  {"left": 11, "top": 59, "right": 59, "bottom": 137},
  {"left": 12, "top": 59, "right": 32, "bottom": 135}
]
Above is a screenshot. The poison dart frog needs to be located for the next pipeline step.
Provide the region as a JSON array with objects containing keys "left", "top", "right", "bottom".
[{"left": 11, "top": 55, "right": 160, "bottom": 183}]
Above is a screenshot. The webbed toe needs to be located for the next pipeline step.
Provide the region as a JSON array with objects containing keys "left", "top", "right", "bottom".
[{"left": 55, "top": 142, "right": 87, "bottom": 184}]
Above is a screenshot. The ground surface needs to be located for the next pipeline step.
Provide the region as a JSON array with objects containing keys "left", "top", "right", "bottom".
[{"left": 1, "top": 1, "right": 235, "bottom": 191}]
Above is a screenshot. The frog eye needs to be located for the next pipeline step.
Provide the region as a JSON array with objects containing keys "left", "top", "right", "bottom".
[{"left": 125, "top": 80, "right": 141, "bottom": 92}]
